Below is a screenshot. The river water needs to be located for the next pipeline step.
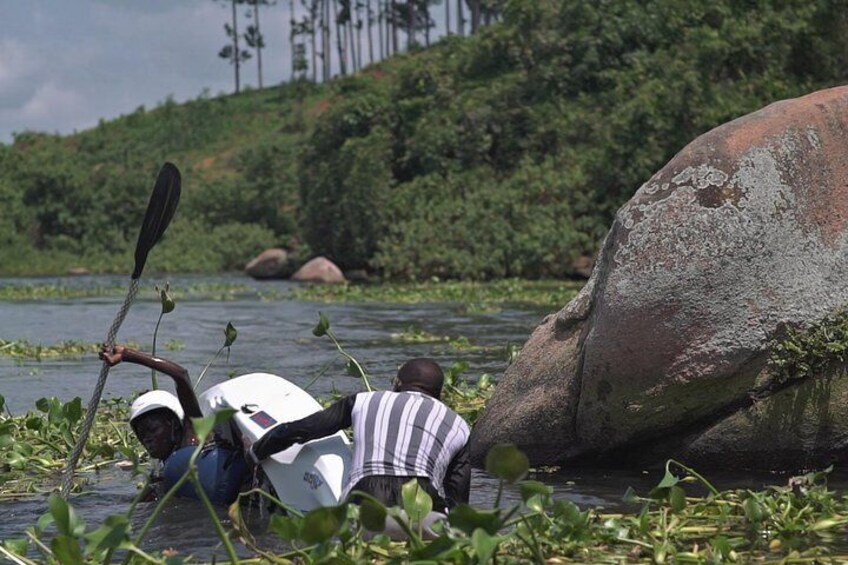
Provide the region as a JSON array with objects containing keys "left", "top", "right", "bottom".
[{"left": 0, "top": 274, "right": 821, "bottom": 560}]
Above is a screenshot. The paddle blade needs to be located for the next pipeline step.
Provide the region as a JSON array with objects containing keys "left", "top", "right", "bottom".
[{"left": 132, "top": 162, "right": 181, "bottom": 279}]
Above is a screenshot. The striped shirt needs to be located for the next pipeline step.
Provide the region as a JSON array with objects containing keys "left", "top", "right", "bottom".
[
  {"left": 250, "top": 389, "right": 472, "bottom": 504},
  {"left": 346, "top": 391, "right": 470, "bottom": 497}
]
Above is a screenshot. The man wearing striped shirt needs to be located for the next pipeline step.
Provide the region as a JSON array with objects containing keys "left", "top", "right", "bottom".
[{"left": 246, "top": 358, "right": 471, "bottom": 512}]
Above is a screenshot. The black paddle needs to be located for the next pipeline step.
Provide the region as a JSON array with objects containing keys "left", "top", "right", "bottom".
[
  {"left": 61, "top": 162, "right": 182, "bottom": 498},
  {"left": 133, "top": 162, "right": 181, "bottom": 279}
]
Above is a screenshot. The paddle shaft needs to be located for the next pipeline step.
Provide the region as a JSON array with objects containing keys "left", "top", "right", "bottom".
[
  {"left": 60, "top": 279, "right": 140, "bottom": 498},
  {"left": 59, "top": 162, "right": 180, "bottom": 499}
]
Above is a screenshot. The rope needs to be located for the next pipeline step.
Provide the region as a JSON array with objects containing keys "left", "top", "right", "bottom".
[{"left": 60, "top": 278, "right": 140, "bottom": 499}]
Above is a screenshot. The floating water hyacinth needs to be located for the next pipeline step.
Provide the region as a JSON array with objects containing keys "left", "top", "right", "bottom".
[
  {"left": 150, "top": 283, "right": 176, "bottom": 390},
  {"left": 193, "top": 321, "right": 238, "bottom": 390}
]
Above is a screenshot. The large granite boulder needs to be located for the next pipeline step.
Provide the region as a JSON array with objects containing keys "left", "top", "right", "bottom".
[
  {"left": 291, "top": 256, "right": 346, "bottom": 284},
  {"left": 245, "top": 248, "right": 297, "bottom": 279},
  {"left": 471, "top": 87, "right": 848, "bottom": 471}
]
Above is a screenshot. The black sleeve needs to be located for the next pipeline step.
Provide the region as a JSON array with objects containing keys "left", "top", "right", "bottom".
[
  {"left": 443, "top": 443, "right": 471, "bottom": 508},
  {"left": 252, "top": 395, "right": 355, "bottom": 461}
]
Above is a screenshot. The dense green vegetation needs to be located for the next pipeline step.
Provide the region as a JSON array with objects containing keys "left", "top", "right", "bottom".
[
  {"left": 5, "top": 394, "right": 848, "bottom": 563},
  {"left": 2, "top": 1, "right": 847, "bottom": 279}
]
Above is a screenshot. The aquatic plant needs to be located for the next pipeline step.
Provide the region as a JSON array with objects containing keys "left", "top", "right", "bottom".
[
  {"left": 149, "top": 283, "right": 175, "bottom": 390},
  {"left": 0, "top": 282, "right": 255, "bottom": 302},
  {"left": 192, "top": 321, "right": 238, "bottom": 390},
  {"left": 770, "top": 308, "right": 848, "bottom": 383},
  {"left": 0, "top": 396, "right": 138, "bottom": 498},
  {"left": 286, "top": 279, "right": 583, "bottom": 309},
  {"left": 312, "top": 312, "right": 372, "bottom": 392},
  {"left": 0, "top": 339, "right": 102, "bottom": 360}
]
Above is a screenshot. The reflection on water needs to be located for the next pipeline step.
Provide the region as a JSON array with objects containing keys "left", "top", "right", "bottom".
[{"left": 2, "top": 274, "right": 845, "bottom": 558}]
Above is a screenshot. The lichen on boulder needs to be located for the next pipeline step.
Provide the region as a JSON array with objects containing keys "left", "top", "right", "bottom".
[{"left": 471, "top": 87, "right": 848, "bottom": 471}]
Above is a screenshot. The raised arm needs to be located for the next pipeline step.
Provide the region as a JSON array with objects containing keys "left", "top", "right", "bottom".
[
  {"left": 249, "top": 395, "right": 355, "bottom": 463},
  {"left": 100, "top": 345, "right": 203, "bottom": 419}
]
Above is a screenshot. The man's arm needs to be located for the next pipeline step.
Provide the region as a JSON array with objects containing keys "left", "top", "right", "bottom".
[
  {"left": 101, "top": 346, "right": 203, "bottom": 419},
  {"left": 249, "top": 395, "right": 355, "bottom": 463},
  {"left": 443, "top": 443, "right": 471, "bottom": 508}
]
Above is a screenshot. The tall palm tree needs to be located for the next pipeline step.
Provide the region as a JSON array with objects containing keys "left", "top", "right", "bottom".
[
  {"left": 307, "top": 0, "right": 318, "bottom": 82},
  {"left": 250, "top": 0, "right": 265, "bottom": 88},
  {"left": 217, "top": 0, "right": 249, "bottom": 93},
  {"left": 333, "top": 0, "right": 348, "bottom": 76},
  {"left": 467, "top": 0, "right": 480, "bottom": 34},
  {"left": 366, "top": 0, "right": 375, "bottom": 64}
]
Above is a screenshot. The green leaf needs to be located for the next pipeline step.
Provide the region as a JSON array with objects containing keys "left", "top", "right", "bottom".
[
  {"left": 743, "top": 497, "right": 764, "bottom": 523},
  {"left": 448, "top": 504, "right": 502, "bottom": 535},
  {"left": 0, "top": 394, "right": 5, "bottom": 413},
  {"left": 519, "top": 480, "right": 552, "bottom": 503},
  {"left": 485, "top": 443, "right": 529, "bottom": 483},
  {"left": 656, "top": 466, "right": 680, "bottom": 489},
  {"left": 2, "top": 539, "right": 28, "bottom": 556},
  {"left": 62, "top": 397, "right": 83, "bottom": 424},
  {"left": 269, "top": 514, "right": 301, "bottom": 541},
  {"left": 346, "top": 359, "right": 361, "bottom": 377},
  {"left": 51, "top": 535, "right": 84, "bottom": 565},
  {"left": 552, "top": 500, "right": 583, "bottom": 525},
  {"left": 223, "top": 321, "right": 237, "bottom": 347},
  {"left": 711, "top": 535, "right": 731, "bottom": 559},
  {"left": 190, "top": 414, "right": 219, "bottom": 444},
  {"left": 300, "top": 504, "right": 347, "bottom": 544},
  {"left": 622, "top": 486, "right": 640, "bottom": 504},
  {"left": 84, "top": 515, "right": 130, "bottom": 555},
  {"left": 669, "top": 485, "right": 687, "bottom": 513},
  {"left": 402, "top": 479, "right": 433, "bottom": 524},
  {"left": 36, "top": 511, "right": 54, "bottom": 534},
  {"left": 313, "top": 312, "right": 330, "bottom": 337},
  {"left": 48, "top": 493, "right": 73, "bottom": 536},
  {"left": 159, "top": 285, "right": 175, "bottom": 314},
  {"left": 411, "top": 535, "right": 458, "bottom": 560},
  {"left": 471, "top": 528, "right": 500, "bottom": 563},
  {"left": 525, "top": 493, "right": 544, "bottom": 513},
  {"left": 359, "top": 497, "right": 387, "bottom": 532},
  {"left": 35, "top": 397, "right": 49, "bottom": 413}
]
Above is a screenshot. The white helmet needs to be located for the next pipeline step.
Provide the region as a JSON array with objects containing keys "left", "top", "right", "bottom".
[{"left": 130, "top": 390, "right": 184, "bottom": 423}]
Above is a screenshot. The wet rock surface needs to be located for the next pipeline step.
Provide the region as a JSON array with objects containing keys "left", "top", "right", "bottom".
[{"left": 471, "top": 87, "right": 848, "bottom": 470}]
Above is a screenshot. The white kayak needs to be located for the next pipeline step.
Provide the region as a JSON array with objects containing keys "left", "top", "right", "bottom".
[{"left": 199, "top": 372, "right": 352, "bottom": 512}]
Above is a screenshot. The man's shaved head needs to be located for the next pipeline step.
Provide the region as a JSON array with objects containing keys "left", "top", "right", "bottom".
[{"left": 394, "top": 358, "right": 444, "bottom": 399}]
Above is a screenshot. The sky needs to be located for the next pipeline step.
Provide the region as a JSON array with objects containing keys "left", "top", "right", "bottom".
[{"left": 1, "top": 1, "right": 453, "bottom": 145}]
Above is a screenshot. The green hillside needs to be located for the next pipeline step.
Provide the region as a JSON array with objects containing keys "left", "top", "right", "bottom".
[{"left": 1, "top": 1, "right": 846, "bottom": 278}]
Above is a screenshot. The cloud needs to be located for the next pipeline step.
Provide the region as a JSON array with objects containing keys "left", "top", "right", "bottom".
[
  {"left": 20, "top": 82, "right": 85, "bottom": 121},
  {"left": 0, "top": 39, "right": 41, "bottom": 100}
]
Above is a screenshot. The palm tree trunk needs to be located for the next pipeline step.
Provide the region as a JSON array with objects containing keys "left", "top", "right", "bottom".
[
  {"left": 457, "top": 0, "right": 464, "bottom": 36},
  {"left": 348, "top": 5, "right": 358, "bottom": 72},
  {"left": 424, "top": 1, "right": 431, "bottom": 46},
  {"left": 355, "top": 1, "right": 363, "bottom": 69},
  {"left": 255, "top": 0, "right": 264, "bottom": 88},
  {"left": 290, "top": 0, "right": 297, "bottom": 82},
  {"left": 367, "top": 0, "right": 375, "bottom": 64},
  {"left": 468, "top": 0, "right": 480, "bottom": 34},
  {"left": 377, "top": 0, "right": 384, "bottom": 60},
  {"left": 406, "top": 0, "right": 414, "bottom": 50},
  {"left": 445, "top": 0, "right": 451, "bottom": 35},
  {"left": 322, "top": 0, "right": 331, "bottom": 81},
  {"left": 333, "top": 0, "right": 347, "bottom": 76},
  {"left": 231, "top": 0, "right": 241, "bottom": 93},
  {"left": 391, "top": 0, "right": 398, "bottom": 54},
  {"left": 310, "top": 1, "right": 318, "bottom": 82}
]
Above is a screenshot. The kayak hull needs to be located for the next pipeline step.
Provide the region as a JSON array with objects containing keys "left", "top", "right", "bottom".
[{"left": 199, "top": 372, "right": 352, "bottom": 512}]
